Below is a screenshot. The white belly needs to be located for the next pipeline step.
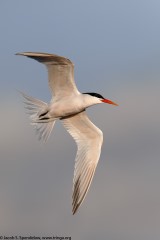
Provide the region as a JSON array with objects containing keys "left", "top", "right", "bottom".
[{"left": 49, "top": 96, "right": 84, "bottom": 118}]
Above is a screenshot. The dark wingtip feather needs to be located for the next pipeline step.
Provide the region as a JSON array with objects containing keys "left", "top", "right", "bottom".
[
  {"left": 16, "top": 52, "right": 73, "bottom": 65},
  {"left": 72, "top": 176, "right": 81, "bottom": 215}
]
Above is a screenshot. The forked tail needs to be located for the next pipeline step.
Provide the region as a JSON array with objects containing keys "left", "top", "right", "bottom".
[{"left": 19, "top": 91, "right": 55, "bottom": 142}]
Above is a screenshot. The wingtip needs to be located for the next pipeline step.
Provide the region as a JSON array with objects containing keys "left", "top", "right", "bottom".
[
  {"left": 15, "top": 52, "right": 31, "bottom": 56},
  {"left": 72, "top": 202, "right": 77, "bottom": 215},
  {"left": 72, "top": 205, "right": 79, "bottom": 215},
  {"left": 72, "top": 211, "right": 75, "bottom": 215},
  {"left": 15, "top": 52, "right": 26, "bottom": 56},
  {"left": 15, "top": 52, "right": 53, "bottom": 56},
  {"left": 15, "top": 52, "right": 21, "bottom": 56},
  {"left": 15, "top": 52, "right": 74, "bottom": 65}
]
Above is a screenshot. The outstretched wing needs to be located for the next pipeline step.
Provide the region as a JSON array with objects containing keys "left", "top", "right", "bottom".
[
  {"left": 62, "top": 111, "right": 103, "bottom": 214},
  {"left": 16, "top": 52, "right": 79, "bottom": 99}
]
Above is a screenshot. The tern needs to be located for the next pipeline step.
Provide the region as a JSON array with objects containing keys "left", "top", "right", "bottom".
[{"left": 16, "top": 52, "right": 118, "bottom": 214}]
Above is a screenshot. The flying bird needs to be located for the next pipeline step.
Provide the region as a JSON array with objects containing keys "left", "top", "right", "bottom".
[{"left": 16, "top": 52, "right": 118, "bottom": 214}]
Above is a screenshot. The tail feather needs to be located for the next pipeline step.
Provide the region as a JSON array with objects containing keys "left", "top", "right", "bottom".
[
  {"left": 20, "top": 91, "right": 55, "bottom": 142},
  {"left": 32, "top": 121, "right": 55, "bottom": 142},
  {"left": 20, "top": 91, "right": 47, "bottom": 115}
]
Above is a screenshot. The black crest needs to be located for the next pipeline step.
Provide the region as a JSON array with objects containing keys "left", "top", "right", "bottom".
[{"left": 83, "top": 92, "right": 105, "bottom": 99}]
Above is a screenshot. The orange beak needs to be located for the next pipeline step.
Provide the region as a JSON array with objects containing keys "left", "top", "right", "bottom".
[{"left": 101, "top": 98, "right": 118, "bottom": 106}]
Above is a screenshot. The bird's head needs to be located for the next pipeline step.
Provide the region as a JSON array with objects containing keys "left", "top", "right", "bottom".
[{"left": 83, "top": 92, "right": 118, "bottom": 106}]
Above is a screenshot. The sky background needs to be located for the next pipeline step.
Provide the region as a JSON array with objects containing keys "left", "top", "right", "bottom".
[{"left": 0, "top": 0, "right": 160, "bottom": 239}]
